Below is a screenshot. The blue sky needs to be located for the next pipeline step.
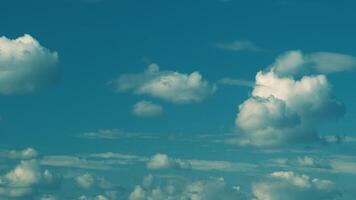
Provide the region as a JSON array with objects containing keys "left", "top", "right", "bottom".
[{"left": 0, "top": 0, "right": 356, "bottom": 199}]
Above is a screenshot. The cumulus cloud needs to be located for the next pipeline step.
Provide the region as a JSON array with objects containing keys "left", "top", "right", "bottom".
[
  {"left": 215, "top": 40, "right": 262, "bottom": 52},
  {"left": 75, "top": 173, "right": 115, "bottom": 192},
  {"left": 78, "top": 129, "right": 139, "bottom": 140},
  {"left": 128, "top": 175, "right": 246, "bottom": 200},
  {"left": 252, "top": 171, "right": 340, "bottom": 200},
  {"left": 235, "top": 50, "right": 346, "bottom": 147},
  {"left": 132, "top": 100, "right": 163, "bottom": 117},
  {"left": 146, "top": 153, "right": 191, "bottom": 170},
  {"left": 113, "top": 63, "right": 215, "bottom": 103},
  {"left": 270, "top": 50, "right": 356, "bottom": 77},
  {"left": 0, "top": 34, "right": 59, "bottom": 95},
  {"left": 0, "top": 160, "right": 60, "bottom": 199}
]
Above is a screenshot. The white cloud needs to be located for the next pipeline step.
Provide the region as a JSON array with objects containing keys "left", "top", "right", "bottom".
[
  {"left": 114, "top": 63, "right": 215, "bottom": 103},
  {"left": 128, "top": 185, "right": 146, "bottom": 200},
  {"left": 76, "top": 173, "right": 95, "bottom": 189},
  {"left": 146, "top": 153, "right": 191, "bottom": 170},
  {"left": 146, "top": 153, "right": 256, "bottom": 172},
  {"left": 132, "top": 100, "right": 163, "bottom": 117},
  {"left": 0, "top": 160, "right": 60, "bottom": 199},
  {"left": 215, "top": 40, "right": 262, "bottom": 52},
  {"left": 0, "top": 34, "right": 59, "bottom": 95},
  {"left": 235, "top": 51, "right": 345, "bottom": 147},
  {"left": 128, "top": 175, "right": 246, "bottom": 200},
  {"left": 270, "top": 50, "right": 356, "bottom": 77},
  {"left": 0, "top": 147, "right": 38, "bottom": 160},
  {"left": 75, "top": 173, "right": 114, "bottom": 192},
  {"left": 252, "top": 171, "right": 340, "bottom": 200},
  {"left": 79, "top": 129, "right": 137, "bottom": 140}
]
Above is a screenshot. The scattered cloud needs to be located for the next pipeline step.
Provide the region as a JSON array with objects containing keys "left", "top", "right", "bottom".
[
  {"left": 146, "top": 153, "right": 257, "bottom": 172},
  {"left": 0, "top": 34, "right": 59, "bottom": 95},
  {"left": 128, "top": 175, "right": 247, "bottom": 200},
  {"left": 0, "top": 147, "right": 38, "bottom": 160},
  {"left": 252, "top": 171, "right": 340, "bottom": 200},
  {"left": 41, "top": 153, "right": 147, "bottom": 170},
  {"left": 112, "top": 63, "right": 216, "bottom": 104},
  {"left": 0, "top": 160, "right": 61, "bottom": 199},
  {"left": 132, "top": 100, "right": 163, "bottom": 117},
  {"left": 78, "top": 129, "right": 139, "bottom": 140},
  {"left": 215, "top": 40, "right": 262, "bottom": 52}
]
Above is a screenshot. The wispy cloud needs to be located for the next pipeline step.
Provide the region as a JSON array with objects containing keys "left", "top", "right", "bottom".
[{"left": 215, "top": 40, "right": 262, "bottom": 52}]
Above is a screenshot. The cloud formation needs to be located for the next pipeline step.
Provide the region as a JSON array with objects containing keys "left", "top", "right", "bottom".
[
  {"left": 0, "top": 160, "right": 60, "bottom": 199},
  {"left": 132, "top": 100, "right": 163, "bottom": 117},
  {"left": 146, "top": 153, "right": 191, "bottom": 170},
  {"left": 235, "top": 50, "right": 346, "bottom": 147},
  {"left": 0, "top": 147, "right": 38, "bottom": 160},
  {"left": 252, "top": 171, "right": 340, "bottom": 200},
  {"left": 215, "top": 40, "right": 262, "bottom": 52},
  {"left": 0, "top": 34, "right": 59, "bottom": 95},
  {"left": 270, "top": 50, "right": 356, "bottom": 77},
  {"left": 128, "top": 175, "right": 246, "bottom": 200},
  {"left": 114, "top": 63, "right": 215, "bottom": 103}
]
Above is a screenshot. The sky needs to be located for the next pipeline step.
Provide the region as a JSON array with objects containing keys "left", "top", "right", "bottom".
[{"left": 0, "top": 0, "right": 356, "bottom": 199}]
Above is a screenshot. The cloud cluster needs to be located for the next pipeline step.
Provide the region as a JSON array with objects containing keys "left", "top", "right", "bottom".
[
  {"left": 114, "top": 63, "right": 215, "bottom": 103},
  {"left": 252, "top": 171, "right": 340, "bottom": 200},
  {"left": 235, "top": 50, "right": 347, "bottom": 146},
  {"left": 132, "top": 100, "right": 163, "bottom": 117},
  {"left": 0, "top": 34, "right": 59, "bottom": 95},
  {"left": 0, "top": 147, "right": 38, "bottom": 160},
  {"left": 128, "top": 175, "right": 245, "bottom": 200},
  {"left": 0, "top": 160, "right": 60, "bottom": 199}
]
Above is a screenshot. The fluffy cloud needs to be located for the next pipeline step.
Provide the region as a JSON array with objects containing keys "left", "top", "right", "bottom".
[
  {"left": 132, "top": 100, "right": 163, "bottom": 117},
  {"left": 128, "top": 175, "right": 246, "bottom": 200},
  {"left": 235, "top": 50, "right": 346, "bottom": 147},
  {"left": 270, "top": 50, "right": 356, "bottom": 77},
  {"left": 252, "top": 171, "right": 340, "bottom": 200},
  {"left": 146, "top": 153, "right": 191, "bottom": 170},
  {"left": 0, "top": 160, "right": 60, "bottom": 199},
  {"left": 0, "top": 34, "right": 59, "bottom": 95},
  {"left": 75, "top": 173, "right": 114, "bottom": 191},
  {"left": 114, "top": 63, "right": 215, "bottom": 103}
]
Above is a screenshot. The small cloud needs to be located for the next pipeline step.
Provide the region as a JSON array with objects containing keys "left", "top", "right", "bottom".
[
  {"left": 215, "top": 40, "right": 262, "bottom": 52},
  {"left": 146, "top": 153, "right": 191, "bottom": 170},
  {"left": 0, "top": 147, "right": 38, "bottom": 160},
  {"left": 132, "top": 100, "right": 163, "bottom": 117},
  {"left": 78, "top": 129, "right": 137, "bottom": 140},
  {"left": 112, "top": 63, "right": 216, "bottom": 104}
]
